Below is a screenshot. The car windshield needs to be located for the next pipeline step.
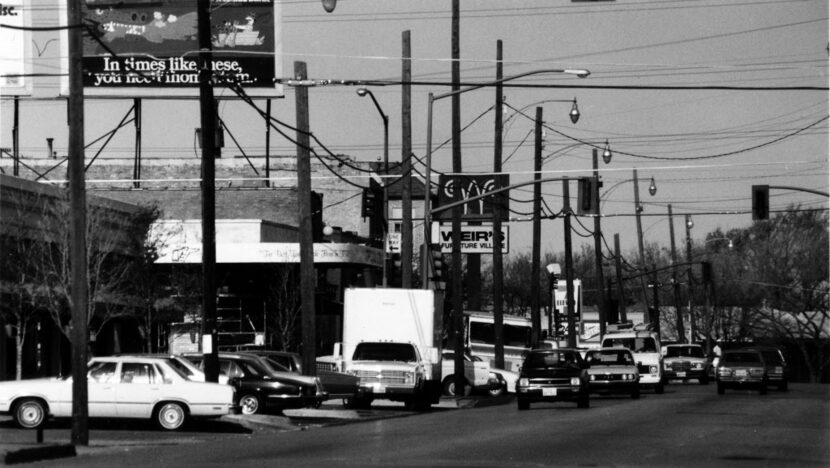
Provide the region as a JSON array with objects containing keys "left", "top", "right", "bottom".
[
  {"left": 263, "top": 357, "right": 292, "bottom": 372},
  {"left": 722, "top": 352, "right": 762, "bottom": 364},
  {"left": 666, "top": 346, "right": 704, "bottom": 358},
  {"left": 604, "top": 337, "right": 657, "bottom": 353},
  {"left": 586, "top": 350, "right": 634, "bottom": 366},
  {"left": 524, "top": 351, "right": 580, "bottom": 369},
  {"left": 353, "top": 343, "right": 417, "bottom": 362}
]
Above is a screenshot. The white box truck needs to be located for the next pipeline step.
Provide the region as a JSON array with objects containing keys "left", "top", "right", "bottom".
[{"left": 331, "top": 288, "right": 443, "bottom": 410}]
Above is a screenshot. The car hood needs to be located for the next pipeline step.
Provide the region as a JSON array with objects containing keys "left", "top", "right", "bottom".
[
  {"left": 267, "top": 371, "right": 318, "bottom": 386},
  {"left": 587, "top": 365, "right": 637, "bottom": 374}
]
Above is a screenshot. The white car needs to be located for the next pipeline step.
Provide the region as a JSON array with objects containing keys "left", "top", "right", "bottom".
[
  {"left": 441, "top": 352, "right": 500, "bottom": 396},
  {"left": 0, "top": 356, "right": 236, "bottom": 431}
]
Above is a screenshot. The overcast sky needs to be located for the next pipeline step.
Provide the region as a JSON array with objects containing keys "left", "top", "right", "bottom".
[{"left": 1, "top": 0, "right": 827, "bottom": 257}]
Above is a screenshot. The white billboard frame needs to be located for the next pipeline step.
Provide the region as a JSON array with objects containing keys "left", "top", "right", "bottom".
[{"left": 0, "top": 0, "right": 33, "bottom": 96}]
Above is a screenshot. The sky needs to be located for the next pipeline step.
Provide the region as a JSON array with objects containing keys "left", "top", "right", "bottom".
[{"left": 1, "top": 0, "right": 828, "bottom": 260}]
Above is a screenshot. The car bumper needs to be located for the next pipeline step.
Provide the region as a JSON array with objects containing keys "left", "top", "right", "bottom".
[
  {"left": 516, "top": 385, "right": 584, "bottom": 402},
  {"left": 588, "top": 381, "right": 638, "bottom": 394},
  {"left": 664, "top": 369, "right": 706, "bottom": 380},
  {"left": 638, "top": 374, "right": 662, "bottom": 386},
  {"left": 718, "top": 377, "right": 764, "bottom": 388},
  {"left": 264, "top": 393, "right": 327, "bottom": 409}
]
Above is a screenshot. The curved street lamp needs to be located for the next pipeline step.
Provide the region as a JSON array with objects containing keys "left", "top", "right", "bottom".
[{"left": 421, "top": 68, "right": 590, "bottom": 286}]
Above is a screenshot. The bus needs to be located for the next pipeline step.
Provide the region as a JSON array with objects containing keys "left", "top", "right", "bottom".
[{"left": 464, "top": 311, "right": 532, "bottom": 372}]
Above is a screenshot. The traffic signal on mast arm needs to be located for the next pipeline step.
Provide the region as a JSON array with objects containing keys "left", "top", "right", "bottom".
[
  {"left": 577, "top": 177, "right": 599, "bottom": 215},
  {"left": 752, "top": 185, "right": 769, "bottom": 220},
  {"left": 429, "top": 244, "right": 446, "bottom": 282}
]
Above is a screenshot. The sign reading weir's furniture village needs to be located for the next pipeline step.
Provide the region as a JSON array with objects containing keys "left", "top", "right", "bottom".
[
  {"left": 431, "top": 223, "right": 508, "bottom": 254},
  {"left": 436, "top": 174, "right": 509, "bottom": 221},
  {"left": 60, "top": 0, "right": 283, "bottom": 97}
]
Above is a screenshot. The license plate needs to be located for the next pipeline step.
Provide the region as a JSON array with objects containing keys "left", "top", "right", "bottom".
[
  {"left": 676, "top": 372, "right": 686, "bottom": 377},
  {"left": 735, "top": 370, "right": 748, "bottom": 377},
  {"left": 542, "top": 388, "right": 558, "bottom": 396}
]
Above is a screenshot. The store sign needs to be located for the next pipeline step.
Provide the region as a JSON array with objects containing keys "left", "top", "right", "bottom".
[
  {"left": 0, "top": 0, "right": 31, "bottom": 95},
  {"left": 157, "top": 242, "right": 384, "bottom": 267},
  {"left": 431, "top": 224, "right": 508, "bottom": 254},
  {"left": 435, "top": 174, "right": 509, "bottom": 221}
]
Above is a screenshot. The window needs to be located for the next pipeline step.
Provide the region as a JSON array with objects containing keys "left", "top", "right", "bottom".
[
  {"left": 89, "top": 362, "right": 117, "bottom": 383},
  {"left": 120, "top": 362, "right": 157, "bottom": 384}
]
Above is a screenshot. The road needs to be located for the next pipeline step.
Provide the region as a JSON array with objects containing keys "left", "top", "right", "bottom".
[{"left": 2, "top": 383, "right": 828, "bottom": 467}]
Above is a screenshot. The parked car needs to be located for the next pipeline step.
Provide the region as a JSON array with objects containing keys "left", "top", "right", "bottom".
[
  {"left": 0, "top": 356, "right": 236, "bottom": 430},
  {"left": 470, "top": 355, "right": 520, "bottom": 397},
  {"left": 716, "top": 349, "right": 769, "bottom": 395},
  {"left": 585, "top": 348, "right": 640, "bottom": 399},
  {"left": 441, "top": 352, "right": 501, "bottom": 396},
  {"left": 516, "top": 348, "right": 590, "bottom": 410},
  {"left": 183, "top": 352, "right": 326, "bottom": 414},
  {"left": 663, "top": 344, "right": 710, "bottom": 385},
  {"left": 743, "top": 346, "right": 788, "bottom": 391},
  {"left": 243, "top": 349, "right": 363, "bottom": 399}
]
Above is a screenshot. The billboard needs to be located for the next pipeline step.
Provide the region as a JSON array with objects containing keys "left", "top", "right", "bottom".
[
  {"left": 431, "top": 223, "right": 508, "bottom": 254},
  {"left": 0, "top": 0, "right": 33, "bottom": 96},
  {"left": 435, "top": 174, "right": 509, "bottom": 221},
  {"left": 60, "top": 0, "right": 283, "bottom": 97}
]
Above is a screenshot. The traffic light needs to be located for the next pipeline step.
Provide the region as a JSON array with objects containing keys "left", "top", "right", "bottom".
[
  {"left": 311, "top": 191, "right": 323, "bottom": 242},
  {"left": 361, "top": 187, "right": 379, "bottom": 219},
  {"left": 386, "top": 254, "right": 402, "bottom": 287},
  {"left": 577, "top": 177, "right": 598, "bottom": 215},
  {"left": 429, "top": 244, "right": 446, "bottom": 282},
  {"left": 701, "top": 261, "right": 712, "bottom": 284},
  {"left": 752, "top": 185, "right": 769, "bottom": 220}
]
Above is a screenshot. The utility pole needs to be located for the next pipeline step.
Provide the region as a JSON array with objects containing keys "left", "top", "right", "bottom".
[
  {"left": 197, "top": 0, "right": 218, "bottom": 383},
  {"left": 67, "top": 0, "right": 89, "bottom": 447},
  {"left": 651, "top": 263, "right": 661, "bottom": 338},
  {"left": 563, "top": 179, "right": 577, "bottom": 348},
  {"left": 295, "top": 61, "right": 317, "bottom": 376},
  {"left": 684, "top": 215, "right": 696, "bottom": 343},
  {"left": 614, "top": 233, "right": 627, "bottom": 323},
  {"left": 668, "top": 205, "right": 684, "bottom": 342},
  {"left": 492, "top": 40, "right": 505, "bottom": 369},
  {"left": 530, "top": 107, "right": 543, "bottom": 347},
  {"left": 591, "top": 149, "right": 606, "bottom": 337},
  {"left": 451, "top": 0, "right": 465, "bottom": 397},
  {"left": 401, "top": 30, "right": 413, "bottom": 288},
  {"left": 633, "top": 169, "right": 650, "bottom": 318}
]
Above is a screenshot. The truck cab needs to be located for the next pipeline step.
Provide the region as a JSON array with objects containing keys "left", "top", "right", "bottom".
[{"left": 600, "top": 325, "right": 664, "bottom": 394}]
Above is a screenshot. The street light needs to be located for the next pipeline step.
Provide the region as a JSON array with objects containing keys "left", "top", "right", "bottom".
[
  {"left": 421, "top": 68, "right": 590, "bottom": 286},
  {"left": 356, "top": 87, "right": 390, "bottom": 286}
]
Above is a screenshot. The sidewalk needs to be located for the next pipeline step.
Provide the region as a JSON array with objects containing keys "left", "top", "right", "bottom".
[{"left": 1, "top": 395, "right": 512, "bottom": 464}]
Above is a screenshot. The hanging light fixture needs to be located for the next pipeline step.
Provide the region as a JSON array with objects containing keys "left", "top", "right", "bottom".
[
  {"left": 648, "top": 177, "right": 657, "bottom": 196},
  {"left": 321, "top": 0, "right": 336, "bottom": 12},
  {"left": 569, "top": 98, "right": 580, "bottom": 124},
  {"left": 602, "top": 140, "right": 612, "bottom": 164},
  {"left": 686, "top": 215, "right": 694, "bottom": 229}
]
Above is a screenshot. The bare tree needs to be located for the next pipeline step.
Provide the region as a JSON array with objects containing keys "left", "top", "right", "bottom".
[
  {"left": 0, "top": 188, "right": 50, "bottom": 379},
  {"left": 264, "top": 264, "right": 302, "bottom": 351}
]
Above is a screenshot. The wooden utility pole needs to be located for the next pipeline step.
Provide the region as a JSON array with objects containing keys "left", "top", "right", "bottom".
[
  {"left": 295, "top": 61, "right": 317, "bottom": 376},
  {"left": 592, "top": 149, "right": 607, "bottom": 338},
  {"left": 668, "top": 205, "right": 685, "bottom": 342},
  {"left": 197, "top": 0, "right": 218, "bottom": 383},
  {"left": 451, "top": 0, "right": 464, "bottom": 395},
  {"left": 401, "top": 30, "right": 413, "bottom": 288},
  {"left": 614, "top": 233, "right": 627, "bottom": 323},
  {"left": 530, "top": 107, "right": 542, "bottom": 347},
  {"left": 563, "top": 179, "right": 577, "bottom": 348},
  {"left": 67, "top": 0, "right": 89, "bottom": 447},
  {"left": 633, "top": 169, "right": 650, "bottom": 317},
  {"left": 492, "top": 40, "right": 505, "bottom": 369}
]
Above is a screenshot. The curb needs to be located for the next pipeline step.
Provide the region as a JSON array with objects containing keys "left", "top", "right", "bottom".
[{"left": 4, "top": 444, "right": 76, "bottom": 465}]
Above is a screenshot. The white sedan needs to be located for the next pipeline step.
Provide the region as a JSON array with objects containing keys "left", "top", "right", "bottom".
[{"left": 0, "top": 356, "right": 236, "bottom": 431}]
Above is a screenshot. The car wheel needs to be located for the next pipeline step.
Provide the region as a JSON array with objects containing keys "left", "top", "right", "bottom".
[
  {"left": 488, "top": 383, "right": 506, "bottom": 397},
  {"left": 517, "top": 399, "right": 529, "bottom": 410},
  {"left": 239, "top": 394, "right": 261, "bottom": 415},
  {"left": 655, "top": 381, "right": 665, "bottom": 394},
  {"left": 155, "top": 402, "right": 187, "bottom": 431},
  {"left": 14, "top": 398, "right": 47, "bottom": 429},
  {"left": 717, "top": 382, "right": 725, "bottom": 395},
  {"left": 441, "top": 377, "right": 471, "bottom": 397},
  {"left": 577, "top": 393, "right": 590, "bottom": 409}
]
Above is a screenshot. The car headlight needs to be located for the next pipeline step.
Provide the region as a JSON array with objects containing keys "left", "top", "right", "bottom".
[
  {"left": 404, "top": 372, "right": 415, "bottom": 385},
  {"left": 718, "top": 367, "right": 732, "bottom": 377},
  {"left": 570, "top": 377, "right": 581, "bottom": 386},
  {"left": 519, "top": 378, "right": 529, "bottom": 387},
  {"left": 693, "top": 362, "right": 703, "bottom": 369},
  {"left": 649, "top": 366, "right": 658, "bottom": 375}
]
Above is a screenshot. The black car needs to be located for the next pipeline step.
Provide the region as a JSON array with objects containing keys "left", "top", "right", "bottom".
[
  {"left": 744, "top": 346, "right": 788, "bottom": 391},
  {"left": 245, "top": 349, "right": 364, "bottom": 399},
  {"left": 183, "top": 352, "right": 326, "bottom": 415},
  {"left": 716, "top": 349, "right": 768, "bottom": 395},
  {"left": 516, "top": 348, "right": 590, "bottom": 410}
]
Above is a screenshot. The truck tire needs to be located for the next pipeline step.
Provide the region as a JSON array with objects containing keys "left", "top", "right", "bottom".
[{"left": 442, "top": 377, "right": 471, "bottom": 397}]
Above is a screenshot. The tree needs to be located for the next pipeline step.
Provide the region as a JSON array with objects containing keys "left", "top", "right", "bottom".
[
  {"left": 35, "top": 193, "right": 158, "bottom": 348},
  {"left": 264, "top": 264, "right": 302, "bottom": 351},
  {"left": 0, "top": 188, "right": 50, "bottom": 379}
]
